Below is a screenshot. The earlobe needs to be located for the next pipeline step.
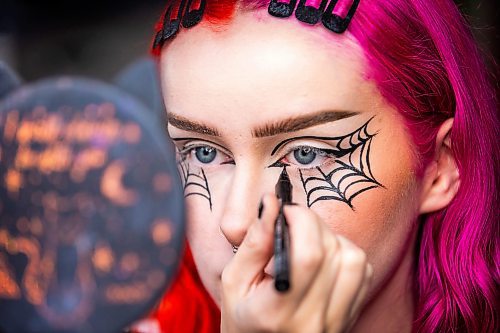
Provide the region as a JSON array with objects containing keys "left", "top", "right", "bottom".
[{"left": 419, "top": 118, "right": 460, "bottom": 214}]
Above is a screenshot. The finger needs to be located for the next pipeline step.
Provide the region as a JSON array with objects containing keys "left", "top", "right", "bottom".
[
  {"left": 294, "top": 231, "right": 341, "bottom": 326},
  {"left": 283, "top": 204, "right": 325, "bottom": 303},
  {"left": 222, "top": 194, "right": 280, "bottom": 292},
  {"left": 325, "top": 235, "right": 369, "bottom": 333},
  {"left": 345, "top": 263, "right": 373, "bottom": 332}
]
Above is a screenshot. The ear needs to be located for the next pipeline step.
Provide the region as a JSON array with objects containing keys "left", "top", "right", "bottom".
[{"left": 419, "top": 118, "right": 460, "bottom": 214}]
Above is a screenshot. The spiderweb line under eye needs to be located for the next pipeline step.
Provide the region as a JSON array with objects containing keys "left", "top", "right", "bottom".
[
  {"left": 178, "top": 160, "right": 213, "bottom": 211},
  {"left": 299, "top": 117, "right": 383, "bottom": 209}
]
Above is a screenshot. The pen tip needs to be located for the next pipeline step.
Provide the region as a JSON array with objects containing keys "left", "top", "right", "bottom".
[{"left": 280, "top": 167, "right": 289, "bottom": 179}]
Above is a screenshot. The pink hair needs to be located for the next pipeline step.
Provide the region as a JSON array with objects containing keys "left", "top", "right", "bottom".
[
  {"left": 153, "top": 1, "right": 499, "bottom": 331},
  {"left": 346, "top": 1, "right": 499, "bottom": 331}
]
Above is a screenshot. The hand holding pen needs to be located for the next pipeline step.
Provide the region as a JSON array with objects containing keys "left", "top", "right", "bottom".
[{"left": 221, "top": 183, "right": 373, "bottom": 333}]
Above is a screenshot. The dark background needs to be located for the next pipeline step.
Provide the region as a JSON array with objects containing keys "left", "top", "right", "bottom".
[{"left": 0, "top": 0, "right": 498, "bottom": 82}]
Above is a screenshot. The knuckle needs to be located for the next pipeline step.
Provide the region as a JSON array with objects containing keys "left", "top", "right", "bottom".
[
  {"left": 356, "top": 248, "right": 368, "bottom": 263},
  {"left": 344, "top": 248, "right": 367, "bottom": 268},
  {"left": 295, "top": 248, "right": 323, "bottom": 270}
]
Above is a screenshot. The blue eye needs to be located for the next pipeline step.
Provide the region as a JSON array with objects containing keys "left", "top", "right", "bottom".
[
  {"left": 293, "top": 147, "right": 317, "bottom": 165},
  {"left": 195, "top": 146, "right": 217, "bottom": 164}
]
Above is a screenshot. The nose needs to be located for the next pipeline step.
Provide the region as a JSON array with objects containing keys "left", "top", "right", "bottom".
[{"left": 219, "top": 165, "right": 264, "bottom": 247}]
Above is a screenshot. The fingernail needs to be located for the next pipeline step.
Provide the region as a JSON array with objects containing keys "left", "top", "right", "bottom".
[{"left": 258, "top": 200, "right": 264, "bottom": 219}]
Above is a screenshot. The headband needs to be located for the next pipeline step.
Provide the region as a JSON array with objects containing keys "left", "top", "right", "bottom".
[{"left": 153, "top": 0, "right": 360, "bottom": 50}]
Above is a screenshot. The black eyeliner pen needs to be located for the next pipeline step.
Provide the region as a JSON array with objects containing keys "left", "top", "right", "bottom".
[{"left": 274, "top": 168, "right": 292, "bottom": 292}]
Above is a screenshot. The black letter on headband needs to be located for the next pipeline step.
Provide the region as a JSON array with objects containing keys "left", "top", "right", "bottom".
[
  {"left": 182, "top": 0, "right": 207, "bottom": 28},
  {"left": 268, "top": 0, "right": 298, "bottom": 18},
  {"left": 295, "top": 0, "right": 328, "bottom": 25},
  {"left": 322, "top": 0, "right": 360, "bottom": 33}
]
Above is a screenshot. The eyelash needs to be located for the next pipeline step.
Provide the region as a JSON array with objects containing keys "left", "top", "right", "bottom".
[
  {"left": 177, "top": 142, "right": 338, "bottom": 169},
  {"left": 177, "top": 144, "right": 234, "bottom": 165},
  {"left": 276, "top": 145, "right": 339, "bottom": 169}
]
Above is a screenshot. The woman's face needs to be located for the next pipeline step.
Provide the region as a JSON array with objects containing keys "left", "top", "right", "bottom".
[{"left": 161, "top": 12, "right": 421, "bottom": 306}]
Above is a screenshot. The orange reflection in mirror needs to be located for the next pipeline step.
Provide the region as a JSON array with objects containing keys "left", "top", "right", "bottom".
[{"left": 100, "top": 160, "right": 138, "bottom": 207}]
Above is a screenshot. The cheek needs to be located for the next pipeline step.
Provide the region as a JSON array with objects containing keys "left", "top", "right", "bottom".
[
  {"left": 183, "top": 166, "right": 233, "bottom": 252},
  {"left": 184, "top": 184, "right": 233, "bottom": 306},
  {"left": 185, "top": 210, "right": 226, "bottom": 306},
  {"left": 185, "top": 190, "right": 231, "bottom": 263},
  {"left": 311, "top": 170, "right": 418, "bottom": 254},
  {"left": 306, "top": 125, "right": 420, "bottom": 292},
  {"left": 309, "top": 174, "right": 420, "bottom": 302},
  {"left": 343, "top": 115, "right": 419, "bottom": 253}
]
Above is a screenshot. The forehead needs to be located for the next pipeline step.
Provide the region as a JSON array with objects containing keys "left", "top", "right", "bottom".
[{"left": 160, "top": 11, "right": 379, "bottom": 126}]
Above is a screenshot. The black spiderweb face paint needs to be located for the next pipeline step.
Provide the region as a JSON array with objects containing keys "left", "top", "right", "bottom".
[
  {"left": 172, "top": 138, "right": 234, "bottom": 211},
  {"left": 177, "top": 153, "right": 213, "bottom": 211},
  {"left": 271, "top": 117, "right": 383, "bottom": 209}
]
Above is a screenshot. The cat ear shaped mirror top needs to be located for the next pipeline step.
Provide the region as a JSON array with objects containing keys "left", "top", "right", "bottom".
[{"left": 0, "top": 62, "right": 22, "bottom": 101}]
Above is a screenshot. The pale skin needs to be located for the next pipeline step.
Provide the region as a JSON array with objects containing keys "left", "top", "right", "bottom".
[{"left": 156, "top": 10, "right": 459, "bottom": 333}]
